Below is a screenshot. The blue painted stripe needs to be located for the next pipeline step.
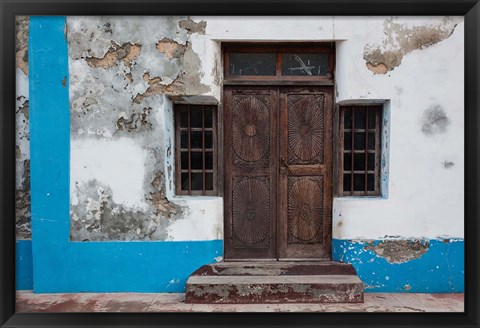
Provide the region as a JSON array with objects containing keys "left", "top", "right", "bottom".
[
  {"left": 29, "top": 16, "right": 223, "bottom": 293},
  {"left": 333, "top": 238, "right": 464, "bottom": 293},
  {"left": 16, "top": 240, "right": 33, "bottom": 290}
]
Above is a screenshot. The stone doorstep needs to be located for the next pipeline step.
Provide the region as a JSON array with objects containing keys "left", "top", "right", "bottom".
[
  {"left": 185, "top": 275, "right": 364, "bottom": 304},
  {"left": 190, "top": 261, "right": 358, "bottom": 276}
]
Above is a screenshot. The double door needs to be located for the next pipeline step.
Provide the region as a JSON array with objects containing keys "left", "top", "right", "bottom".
[{"left": 224, "top": 86, "right": 333, "bottom": 260}]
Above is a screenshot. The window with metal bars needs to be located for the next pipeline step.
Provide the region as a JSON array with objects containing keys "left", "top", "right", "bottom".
[
  {"left": 175, "top": 104, "right": 217, "bottom": 196},
  {"left": 339, "top": 105, "right": 382, "bottom": 196}
]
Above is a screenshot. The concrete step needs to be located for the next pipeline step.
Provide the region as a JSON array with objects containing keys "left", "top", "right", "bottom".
[
  {"left": 190, "top": 261, "right": 357, "bottom": 276},
  {"left": 185, "top": 262, "right": 364, "bottom": 304}
]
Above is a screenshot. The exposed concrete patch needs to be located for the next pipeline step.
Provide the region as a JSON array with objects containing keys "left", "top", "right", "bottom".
[
  {"left": 133, "top": 42, "right": 210, "bottom": 103},
  {"left": 179, "top": 18, "right": 207, "bottom": 34},
  {"left": 156, "top": 38, "right": 187, "bottom": 60},
  {"left": 16, "top": 159, "right": 31, "bottom": 239},
  {"left": 70, "top": 180, "right": 183, "bottom": 241},
  {"left": 86, "top": 42, "right": 141, "bottom": 69},
  {"left": 16, "top": 16, "right": 29, "bottom": 75},
  {"left": 421, "top": 105, "right": 450, "bottom": 136},
  {"left": 148, "top": 171, "right": 179, "bottom": 217},
  {"left": 364, "top": 17, "right": 460, "bottom": 74},
  {"left": 364, "top": 240, "right": 430, "bottom": 264}
]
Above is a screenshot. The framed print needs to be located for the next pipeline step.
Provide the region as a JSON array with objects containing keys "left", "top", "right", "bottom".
[{"left": 1, "top": 0, "right": 478, "bottom": 327}]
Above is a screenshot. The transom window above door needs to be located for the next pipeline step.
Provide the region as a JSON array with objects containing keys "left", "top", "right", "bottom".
[{"left": 223, "top": 43, "right": 335, "bottom": 83}]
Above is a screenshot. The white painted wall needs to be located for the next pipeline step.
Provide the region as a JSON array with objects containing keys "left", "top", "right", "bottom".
[
  {"left": 71, "top": 138, "right": 148, "bottom": 210},
  {"left": 70, "top": 16, "right": 464, "bottom": 241}
]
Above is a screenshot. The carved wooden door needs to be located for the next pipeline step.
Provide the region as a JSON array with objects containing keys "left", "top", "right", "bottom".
[{"left": 224, "top": 86, "right": 332, "bottom": 260}]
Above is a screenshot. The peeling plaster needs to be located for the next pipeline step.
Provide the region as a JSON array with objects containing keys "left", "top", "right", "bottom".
[
  {"left": 364, "top": 240, "right": 430, "bottom": 264},
  {"left": 68, "top": 16, "right": 213, "bottom": 241},
  {"left": 364, "top": 17, "right": 460, "bottom": 74},
  {"left": 16, "top": 16, "right": 31, "bottom": 239},
  {"left": 156, "top": 38, "right": 187, "bottom": 59},
  {"left": 86, "top": 42, "right": 141, "bottom": 69},
  {"left": 70, "top": 180, "right": 182, "bottom": 241},
  {"left": 179, "top": 18, "right": 207, "bottom": 34},
  {"left": 16, "top": 16, "right": 29, "bottom": 75}
]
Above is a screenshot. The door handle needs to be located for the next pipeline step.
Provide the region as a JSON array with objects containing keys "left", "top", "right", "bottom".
[{"left": 280, "top": 156, "right": 292, "bottom": 174}]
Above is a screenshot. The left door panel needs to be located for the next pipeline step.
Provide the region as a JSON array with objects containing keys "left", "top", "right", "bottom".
[{"left": 224, "top": 87, "right": 278, "bottom": 260}]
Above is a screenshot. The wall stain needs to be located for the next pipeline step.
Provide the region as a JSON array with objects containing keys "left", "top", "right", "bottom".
[
  {"left": 442, "top": 161, "right": 454, "bottom": 169},
  {"left": 364, "top": 17, "right": 460, "bottom": 74},
  {"left": 364, "top": 240, "right": 430, "bottom": 264},
  {"left": 421, "top": 105, "right": 450, "bottom": 136},
  {"left": 115, "top": 107, "right": 153, "bottom": 132}
]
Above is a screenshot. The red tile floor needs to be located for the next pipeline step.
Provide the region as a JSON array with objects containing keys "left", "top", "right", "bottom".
[{"left": 16, "top": 291, "right": 464, "bottom": 312}]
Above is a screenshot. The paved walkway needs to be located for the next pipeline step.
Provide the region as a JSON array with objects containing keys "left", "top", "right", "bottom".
[{"left": 16, "top": 291, "right": 464, "bottom": 313}]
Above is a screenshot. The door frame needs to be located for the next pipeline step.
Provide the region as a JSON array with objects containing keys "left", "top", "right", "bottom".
[
  {"left": 221, "top": 43, "right": 336, "bottom": 261},
  {"left": 222, "top": 85, "right": 334, "bottom": 261}
]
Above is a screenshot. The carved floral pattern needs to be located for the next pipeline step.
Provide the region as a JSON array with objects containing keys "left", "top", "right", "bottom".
[
  {"left": 232, "top": 177, "right": 270, "bottom": 247},
  {"left": 288, "top": 94, "right": 324, "bottom": 164},
  {"left": 232, "top": 95, "right": 270, "bottom": 164},
  {"left": 288, "top": 177, "right": 323, "bottom": 244}
]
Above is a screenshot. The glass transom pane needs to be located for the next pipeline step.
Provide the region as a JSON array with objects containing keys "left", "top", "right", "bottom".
[
  {"left": 229, "top": 53, "right": 276, "bottom": 76},
  {"left": 282, "top": 53, "right": 328, "bottom": 76}
]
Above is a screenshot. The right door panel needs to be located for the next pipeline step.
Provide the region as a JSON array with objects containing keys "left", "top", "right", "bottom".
[{"left": 278, "top": 87, "right": 333, "bottom": 260}]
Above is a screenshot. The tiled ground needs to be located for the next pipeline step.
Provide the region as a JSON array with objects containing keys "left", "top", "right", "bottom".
[{"left": 16, "top": 291, "right": 464, "bottom": 312}]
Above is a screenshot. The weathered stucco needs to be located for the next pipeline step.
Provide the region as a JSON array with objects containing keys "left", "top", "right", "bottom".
[
  {"left": 67, "top": 16, "right": 463, "bottom": 244},
  {"left": 334, "top": 16, "right": 463, "bottom": 240},
  {"left": 16, "top": 16, "right": 29, "bottom": 75},
  {"left": 16, "top": 16, "right": 31, "bottom": 239},
  {"left": 68, "top": 16, "right": 214, "bottom": 241},
  {"left": 364, "top": 17, "right": 461, "bottom": 74}
]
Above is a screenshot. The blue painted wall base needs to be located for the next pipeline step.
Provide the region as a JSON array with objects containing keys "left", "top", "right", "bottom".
[
  {"left": 333, "top": 238, "right": 464, "bottom": 292},
  {"left": 16, "top": 240, "right": 33, "bottom": 290}
]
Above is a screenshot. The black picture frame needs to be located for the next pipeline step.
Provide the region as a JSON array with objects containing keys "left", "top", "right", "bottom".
[{"left": 1, "top": 1, "right": 478, "bottom": 327}]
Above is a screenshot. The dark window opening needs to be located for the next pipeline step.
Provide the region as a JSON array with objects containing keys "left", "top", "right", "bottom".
[
  {"left": 340, "top": 105, "right": 382, "bottom": 196},
  {"left": 175, "top": 104, "right": 217, "bottom": 196}
]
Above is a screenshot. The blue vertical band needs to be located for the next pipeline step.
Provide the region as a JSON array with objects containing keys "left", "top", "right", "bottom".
[{"left": 29, "top": 16, "right": 222, "bottom": 293}]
